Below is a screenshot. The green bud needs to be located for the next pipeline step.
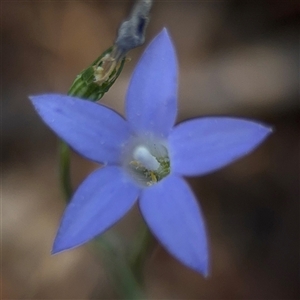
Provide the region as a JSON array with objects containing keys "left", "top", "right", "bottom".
[
  {"left": 67, "top": 46, "right": 126, "bottom": 101},
  {"left": 67, "top": 0, "right": 152, "bottom": 102}
]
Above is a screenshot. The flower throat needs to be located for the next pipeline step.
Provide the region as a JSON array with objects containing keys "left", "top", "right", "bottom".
[{"left": 124, "top": 138, "right": 170, "bottom": 187}]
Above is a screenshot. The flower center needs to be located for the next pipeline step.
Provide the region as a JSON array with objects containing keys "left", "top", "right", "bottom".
[{"left": 123, "top": 136, "right": 171, "bottom": 187}]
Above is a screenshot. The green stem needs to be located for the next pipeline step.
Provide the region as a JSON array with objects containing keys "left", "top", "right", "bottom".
[
  {"left": 94, "top": 236, "right": 145, "bottom": 299},
  {"left": 93, "top": 225, "right": 155, "bottom": 299},
  {"left": 129, "top": 222, "right": 156, "bottom": 286},
  {"left": 59, "top": 141, "right": 72, "bottom": 200},
  {"left": 59, "top": 47, "right": 126, "bottom": 201}
]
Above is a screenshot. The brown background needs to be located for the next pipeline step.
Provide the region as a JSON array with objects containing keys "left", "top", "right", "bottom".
[{"left": 2, "top": 1, "right": 299, "bottom": 299}]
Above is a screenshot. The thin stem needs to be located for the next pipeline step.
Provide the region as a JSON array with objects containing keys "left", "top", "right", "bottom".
[
  {"left": 58, "top": 48, "right": 126, "bottom": 201},
  {"left": 129, "top": 222, "right": 156, "bottom": 286},
  {"left": 92, "top": 225, "right": 156, "bottom": 298},
  {"left": 93, "top": 236, "right": 145, "bottom": 299},
  {"left": 59, "top": 141, "right": 72, "bottom": 200}
]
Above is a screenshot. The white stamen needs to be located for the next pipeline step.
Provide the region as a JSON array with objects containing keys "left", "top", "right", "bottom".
[{"left": 133, "top": 145, "right": 160, "bottom": 171}]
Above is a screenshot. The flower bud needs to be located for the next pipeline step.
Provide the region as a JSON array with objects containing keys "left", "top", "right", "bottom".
[{"left": 68, "top": 46, "right": 126, "bottom": 101}]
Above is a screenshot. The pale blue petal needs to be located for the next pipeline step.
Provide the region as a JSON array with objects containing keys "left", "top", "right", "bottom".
[
  {"left": 30, "top": 94, "right": 131, "bottom": 164},
  {"left": 52, "top": 166, "right": 139, "bottom": 253},
  {"left": 169, "top": 117, "right": 272, "bottom": 176},
  {"left": 126, "top": 28, "right": 178, "bottom": 137},
  {"left": 139, "top": 175, "right": 209, "bottom": 276}
]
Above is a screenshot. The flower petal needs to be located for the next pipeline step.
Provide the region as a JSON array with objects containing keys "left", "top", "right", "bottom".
[
  {"left": 52, "top": 166, "right": 139, "bottom": 253},
  {"left": 126, "top": 28, "right": 178, "bottom": 137},
  {"left": 139, "top": 175, "right": 209, "bottom": 276},
  {"left": 169, "top": 117, "right": 272, "bottom": 176},
  {"left": 30, "top": 94, "right": 131, "bottom": 164}
]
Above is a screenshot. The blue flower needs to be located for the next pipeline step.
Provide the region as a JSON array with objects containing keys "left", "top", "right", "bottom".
[{"left": 30, "top": 29, "right": 271, "bottom": 276}]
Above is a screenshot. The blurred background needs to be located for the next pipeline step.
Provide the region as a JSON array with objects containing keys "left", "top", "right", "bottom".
[{"left": 2, "top": 0, "right": 299, "bottom": 299}]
